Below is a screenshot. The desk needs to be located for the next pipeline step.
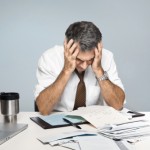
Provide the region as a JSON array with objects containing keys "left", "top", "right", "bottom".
[
  {"left": 0, "top": 112, "right": 150, "bottom": 150},
  {"left": 0, "top": 112, "right": 97, "bottom": 150}
]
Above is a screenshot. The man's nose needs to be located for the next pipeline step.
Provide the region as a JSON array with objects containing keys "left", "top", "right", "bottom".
[{"left": 81, "top": 61, "right": 88, "bottom": 70}]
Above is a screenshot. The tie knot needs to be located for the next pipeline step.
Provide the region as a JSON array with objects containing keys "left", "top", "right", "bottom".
[{"left": 75, "top": 70, "right": 85, "bottom": 81}]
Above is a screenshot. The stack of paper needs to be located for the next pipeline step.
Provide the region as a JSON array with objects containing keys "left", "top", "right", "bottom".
[
  {"left": 66, "top": 105, "right": 129, "bottom": 129},
  {"left": 38, "top": 130, "right": 126, "bottom": 150},
  {"left": 38, "top": 130, "right": 97, "bottom": 144},
  {"left": 98, "top": 120, "right": 150, "bottom": 140}
]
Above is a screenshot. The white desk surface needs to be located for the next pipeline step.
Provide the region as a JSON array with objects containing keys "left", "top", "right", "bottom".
[{"left": 0, "top": 112, "right": 150, "bottom": 150}]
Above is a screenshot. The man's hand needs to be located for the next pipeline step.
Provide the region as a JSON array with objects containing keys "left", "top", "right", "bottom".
[
  {"left": 92, "top": 42, "right": 104, "bottom": 76},
  {"left": 63, "top": 39, "right": 79, "bottom": 74}
]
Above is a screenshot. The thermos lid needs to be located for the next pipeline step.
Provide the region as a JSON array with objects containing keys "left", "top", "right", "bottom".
[{"left": 0, "top": 92, "right": 19, "bottom": 100}]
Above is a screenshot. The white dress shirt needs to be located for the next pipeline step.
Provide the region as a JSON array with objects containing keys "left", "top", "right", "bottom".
[{"left": 34, "top": 45, "right": 124, "bottom": 112}]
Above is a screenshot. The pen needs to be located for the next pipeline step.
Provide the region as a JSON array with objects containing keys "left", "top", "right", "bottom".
[{"left": 63, "top": 118, "right": 82, "bottom": 129}]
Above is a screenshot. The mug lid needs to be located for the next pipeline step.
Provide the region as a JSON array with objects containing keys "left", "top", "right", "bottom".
[{"left": 0, "top": 92, "right": 19, "bottom": 100}]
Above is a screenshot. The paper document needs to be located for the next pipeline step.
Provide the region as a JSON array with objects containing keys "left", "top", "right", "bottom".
[
  {"left": 66, "top": 106, "right": 129, "bottom": 129},
  {"left": 134, "top": 137, "right": 150, "bottom": 150},
  {"left": 73, "top": 135, "right": 120, "bottom": 150},
  {"left": 98, "top": 120, "right": 150, "bottom": 140},
  {"left": 38, "top": 130, "right": 97, "bottom": 144},
  {"left": 49, "top": 138, "right": 74, "bottom": 146},
  {"left": 61, "top": 142, "right": 80, "bottom": 150}
]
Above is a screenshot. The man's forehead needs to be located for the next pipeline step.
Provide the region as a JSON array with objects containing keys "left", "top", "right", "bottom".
[{"left": 77, "top": 49, "right": 95, "bottom": 61}]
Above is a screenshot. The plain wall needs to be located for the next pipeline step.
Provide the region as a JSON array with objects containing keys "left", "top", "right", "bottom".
[{"left": 0, "top": 0, "right": 150, "bottom": 111}]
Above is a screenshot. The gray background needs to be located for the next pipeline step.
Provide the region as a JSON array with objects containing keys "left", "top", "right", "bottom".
[{"left": 0, "top": 0, "right": 150, "bottom": 111}]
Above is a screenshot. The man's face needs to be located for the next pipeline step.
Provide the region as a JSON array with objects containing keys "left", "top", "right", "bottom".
[{"left": 76, "top": 48, "right": 95, "bottom": 73}]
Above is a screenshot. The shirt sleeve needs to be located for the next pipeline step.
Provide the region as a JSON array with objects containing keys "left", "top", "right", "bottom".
[
  {"left": 101, "top": 51, "right": 126, "bottom": 105},
  {"left": 34, "top": 53, "right": 57, "bottom": 99},
  {"left": 107, "top": 53, "right": 125, "bottom": 91}
]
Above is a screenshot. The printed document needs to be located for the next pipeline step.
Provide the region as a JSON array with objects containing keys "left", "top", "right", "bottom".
[
  {"left": 73, "top": 135, "right": 120, "bottom": 150},
  {"left": 98, "top": 120, "right": 150, "bottom": 140},
  {"left": 66, "top": 106, "right": 129, "bottom": 129}
]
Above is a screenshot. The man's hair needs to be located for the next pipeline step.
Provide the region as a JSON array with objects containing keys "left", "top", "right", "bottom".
[{"left": 65, "top": 21, "right": 102, "bottom": 51}]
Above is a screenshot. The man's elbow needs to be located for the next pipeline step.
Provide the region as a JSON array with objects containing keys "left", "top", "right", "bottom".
[
  {"left": 115, "top": 95, "right": 125, "bottom": 110},
  {"left": 35, "top": 98, "right": 51, "bottom": 116},
  {"left": 37, "top": 106, "right": 51, "bottom": 116},
  {"left": 114, "top": 102, "right": 124, "bottom": 110}
]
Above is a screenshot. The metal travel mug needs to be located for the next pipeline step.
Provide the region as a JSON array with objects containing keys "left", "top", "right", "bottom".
[{"left": 0, "top": 92, "right": 19, "bottom": 123}]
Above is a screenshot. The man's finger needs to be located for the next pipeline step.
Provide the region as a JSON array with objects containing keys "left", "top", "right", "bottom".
[
  {"left": 66, "top": 39, "right": 74, "bottom": 50},
  {"left": 94, "top": 48, "right": 99, "bottom": 59},
  {"left": 69, "top": 42, "right": 78, "bottom": 54},
  {"left": 97, "top": 42, "right": 103, "bottom": 52},
  {"left": 72, "top": 48, "right": 79, "bottom": 59}
]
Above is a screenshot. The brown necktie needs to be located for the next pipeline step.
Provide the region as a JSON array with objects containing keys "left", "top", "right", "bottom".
[{"left": 73, "top": 70, "right": 86, "bottom": 110}]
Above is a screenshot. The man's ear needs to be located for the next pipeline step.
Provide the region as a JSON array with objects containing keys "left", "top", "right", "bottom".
[
  {"left": 97, "top": 41, "right": 103, "bottom": 50},
  {"left": 99, "top": 41, "right": 103, "bottom": 49}
]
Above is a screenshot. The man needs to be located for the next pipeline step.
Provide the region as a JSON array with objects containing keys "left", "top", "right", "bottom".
[{"left": 34, "top": 21, "right": 125, "bottom": 115}]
